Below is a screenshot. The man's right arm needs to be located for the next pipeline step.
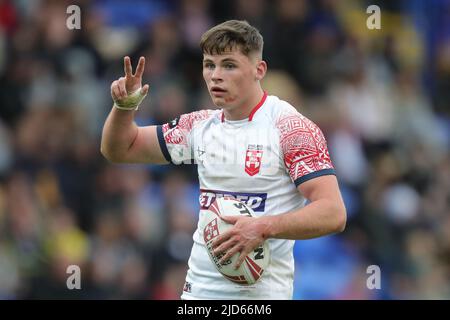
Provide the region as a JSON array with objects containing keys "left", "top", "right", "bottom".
[
  {"left": 100, "top": 56, "right": 168, "bottom": 165},
  {"left": 100, "top": 108, "right": 168, "bottom": 164}
]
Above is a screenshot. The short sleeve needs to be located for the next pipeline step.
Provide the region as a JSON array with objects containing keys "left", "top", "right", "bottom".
[
  {"left": 157, "top": 110, "right": 213, "bottom": 164},
  {"left": 277, "top": 110, "right": 335, "bottom": 187}
]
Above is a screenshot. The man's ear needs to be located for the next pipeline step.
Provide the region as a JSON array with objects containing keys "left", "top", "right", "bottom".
[{"left": 255, "top": 60, "right": 267, "bottom": 81}]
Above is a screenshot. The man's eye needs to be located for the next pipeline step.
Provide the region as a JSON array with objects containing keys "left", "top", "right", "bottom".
[
  {"left": 224, "top": 64, "right": 235, "bottom": 69},
  {"left": 204, "top": 63, "right": 215, "bottom": 69}
]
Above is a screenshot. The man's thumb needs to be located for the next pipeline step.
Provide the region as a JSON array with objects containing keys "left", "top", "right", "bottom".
[
  {"left": 221, "top": 215, "right": 239, "bottom": 225},
  {"left": 141, "top": 84, "right": 149, "bottom": 95}
]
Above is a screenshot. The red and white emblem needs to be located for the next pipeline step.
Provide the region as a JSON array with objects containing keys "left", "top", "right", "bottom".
[
  {"left": 245, "top": 144, "right": 263, "bottom": 176},
  {"left": 203, "top": 218, "right": 220, "bottom": 242}
]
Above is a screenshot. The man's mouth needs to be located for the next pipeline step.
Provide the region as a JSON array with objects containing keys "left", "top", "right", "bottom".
[{"left": 211, "top": 86, "right": 226, "bottom": 93}]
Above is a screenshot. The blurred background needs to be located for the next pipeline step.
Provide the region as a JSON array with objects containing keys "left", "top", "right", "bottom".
[{"left": 0, "top": 0, "right": 449, "bottom": 299}]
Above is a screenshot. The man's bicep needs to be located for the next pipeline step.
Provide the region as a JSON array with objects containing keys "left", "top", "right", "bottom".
[
  {"left": 296, "top": 174, "right": 342, "bottom": 203},
  {"left": 127, "top": 125, "right": 169, "bottom": 164}
]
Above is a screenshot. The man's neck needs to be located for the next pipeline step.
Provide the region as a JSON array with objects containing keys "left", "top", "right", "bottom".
[{"left": 223, "top": 87, "right": 265, "bottom": 121}]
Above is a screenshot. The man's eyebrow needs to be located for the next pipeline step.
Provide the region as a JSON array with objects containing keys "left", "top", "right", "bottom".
[
  {"left": 203, "top": 58, "right": 239, "bottom": 63},
  {"left": 221, "top": 58, "right": 238, "bottom": 63}
]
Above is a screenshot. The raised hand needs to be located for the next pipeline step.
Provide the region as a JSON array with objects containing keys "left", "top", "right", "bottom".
[{"left": 111, "top": 56, "right": 149, "bottom": 110}]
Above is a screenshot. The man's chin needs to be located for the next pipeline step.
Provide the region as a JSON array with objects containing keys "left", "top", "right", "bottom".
[{"left": 211, "top": 97, "right": 225, "bottom": 107}]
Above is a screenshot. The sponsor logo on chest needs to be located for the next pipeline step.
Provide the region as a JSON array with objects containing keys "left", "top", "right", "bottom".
[{"left": 199, "top": 189, "right": 267, "bottom": 212}]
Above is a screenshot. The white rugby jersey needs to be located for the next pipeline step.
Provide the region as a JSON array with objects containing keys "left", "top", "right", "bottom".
[{"left": 157, "top": 92, "right": 335, "bottom": 299}]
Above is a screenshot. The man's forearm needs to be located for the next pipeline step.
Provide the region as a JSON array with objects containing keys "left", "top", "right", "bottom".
[
  {"left": 100, "top": 107, "right": 138, "bottom": 162},
  {"left": 261, "top": 199, "right": 346, "bottom": 240}
]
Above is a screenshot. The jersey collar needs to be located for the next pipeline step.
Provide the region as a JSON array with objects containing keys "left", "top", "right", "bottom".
[{"left": 221, "top": 91, "right": 268, "bottom": 123}]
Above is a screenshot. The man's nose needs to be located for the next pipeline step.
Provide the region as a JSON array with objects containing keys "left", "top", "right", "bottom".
[{"left": 211, "top": 67, "right": 223, "bottom": 82}]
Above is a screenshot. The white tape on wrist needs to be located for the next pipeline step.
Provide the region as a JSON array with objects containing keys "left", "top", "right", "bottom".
[{"left": 113, "top": 87, "right": 147, "bottom": 111}]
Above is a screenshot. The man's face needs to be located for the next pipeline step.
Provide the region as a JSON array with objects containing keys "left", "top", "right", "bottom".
[{"left": 203, "top": 49, "right": 260, "bottom": 109}]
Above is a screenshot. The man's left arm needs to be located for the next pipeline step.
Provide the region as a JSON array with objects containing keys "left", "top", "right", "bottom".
[
  {"left": 213, "top": 174, "right": 346, "bottom": 268},
  {"left": 264, "top": 174, "right": 346, "bottom": 240}
]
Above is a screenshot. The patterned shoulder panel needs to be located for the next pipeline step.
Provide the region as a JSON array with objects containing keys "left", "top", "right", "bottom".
[
  {"left": 276, "top": 108, "right": 334, "bottom": 185},
  {"left": 161, "top": 109, "right": 217, "bottom": 146}
]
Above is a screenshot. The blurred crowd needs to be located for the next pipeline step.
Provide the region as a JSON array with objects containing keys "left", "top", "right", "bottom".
[{"left": 0, "top": 0, "right": 449, "bottom": 299}]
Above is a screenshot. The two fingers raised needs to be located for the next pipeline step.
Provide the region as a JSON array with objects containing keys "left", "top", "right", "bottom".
[
  {"left": 124, "top": 56, "right": 145, "bottom": 79},
  {"left": 111, "top": 56, "right": 148, "bottom": 102}
]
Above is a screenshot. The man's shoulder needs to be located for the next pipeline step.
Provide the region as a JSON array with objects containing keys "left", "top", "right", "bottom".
[
  {"left": 265, "top": 95, "right": 324, "bottom": 136},
  {"left": 170, "top": 109, "right": 221, "bottom": 131},
  {"left": 265, "top": 95, "right": 304, "bottom": 121}
]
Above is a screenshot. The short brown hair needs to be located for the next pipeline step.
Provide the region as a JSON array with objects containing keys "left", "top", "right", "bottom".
[{"left": 200, "top": 20, "right": 263, "bottom": 57}]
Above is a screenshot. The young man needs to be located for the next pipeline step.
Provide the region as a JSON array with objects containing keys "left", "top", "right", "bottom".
[{"left": 101, "top": 20, "right": 346, "bottom": 299}]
